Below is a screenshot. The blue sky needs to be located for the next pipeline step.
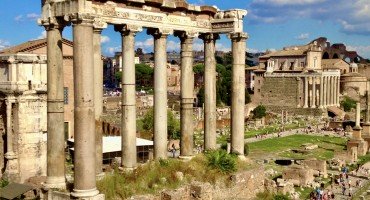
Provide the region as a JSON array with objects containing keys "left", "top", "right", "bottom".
[{"left": 1, "top": 0, "right": 370, "bottom": 58}]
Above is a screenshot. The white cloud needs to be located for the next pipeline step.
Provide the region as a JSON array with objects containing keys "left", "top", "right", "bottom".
[
  {"left": 216, "top": 43, "right": 231, "bottom": 52},
  {"left": 248, "top": 0, "right": 370, "bottom": 35},
  {"left": 26, "top": 13, "right": 40, "bottom": 20},
  {"left": 296, "top": 33, "right": 310, "bottom": 40},
  {"left": 0, "top": 39, "right": 10, "bottom": 50},
  {"left": 37, "top": 31, "right": 47, "bottom": 39},
  {"left": 106, "top": 46, "right": 121, "bottom": 55},
  {"left": 167, "top": 40, "right": 181, "bottom": 52},
  {"left": 247, "top": 48, "right": 261, "bottom": 53},
  {"left": 135, "top": 38, "right": 154, "bottom": 52},
  {"left": 101, "top": 35, "right": 110, "bottom": 44},
  {"left": 14, "top": 15, "right": 23, "bottom": 22}
]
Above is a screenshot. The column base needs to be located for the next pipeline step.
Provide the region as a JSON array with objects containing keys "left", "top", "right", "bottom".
[
  {"left": 118, "top": 166, "right": 135, "bottom": 172},
  {"left": 178, "top": 155, "right": 194, "bottom": 161},
  {"left": 71, "top": 188, "right": 100, "bottom": 199},
  {"left": 303, "top": 105, "right": 308, "bottom": 108},
  {"left": 3, "top": 156, "right": 20, "bottom": 182},
  {"left": 318, "top": 105, "right": 324, "bottom": 109},
  {"left": 44, "top": 176, "right": 67, "bottom": 190}
]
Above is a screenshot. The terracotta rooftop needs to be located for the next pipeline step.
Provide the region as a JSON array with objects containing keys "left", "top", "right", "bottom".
[
  {"left": 322, "top": 59, "right": 348, "bottom": 69},
  {"left": 260, "top": 47, "right": 308, "bottom": 58},
  {"left": 0, "top": 38, "right": 73, "bottom": 54}
]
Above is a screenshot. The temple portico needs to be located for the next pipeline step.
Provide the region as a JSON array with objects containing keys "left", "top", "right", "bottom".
[{"left": 39, "top": 0, "right": 248, "bottom": 199}]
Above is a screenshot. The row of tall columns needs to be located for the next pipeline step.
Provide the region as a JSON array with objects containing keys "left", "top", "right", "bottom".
[{"left": 302, "top": 76, "right": 340, "bottom": 108}]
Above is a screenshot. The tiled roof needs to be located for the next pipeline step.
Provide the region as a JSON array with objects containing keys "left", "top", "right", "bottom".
[{"left": 0, "top": 38, "right": 73, "bottom": 54}]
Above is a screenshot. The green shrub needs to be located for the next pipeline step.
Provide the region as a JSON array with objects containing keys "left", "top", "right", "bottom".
[
  {"left": 341, "top": 96, "right": 357, "bottom": 112},
  {"left": 253, "top": 105, "right": 266, "bottom": 119},
  {"left": 273, "top": 193, "right": 291, "bottom": 200},
  {"left": 0, "top": 179, "right": 9, "bottom": 188},
  {"left": 205, "top": 149, "right": 237, "bottom": 174}
]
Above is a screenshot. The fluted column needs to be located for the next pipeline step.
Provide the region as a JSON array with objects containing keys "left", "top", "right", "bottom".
[
  {"left": 199, "top": 33, "right": 219, "bottom": 150},
  {"left": 323, "top": 76, "right": 327, "bottom": 107},
  {"left": 42, "top": 18, "right": 66, "bottom": 189},
  {"left": 331, "top": 76, "right": 335, "bottom": 106},
  {"left": 333, "top": 77, "right": 338, "bottom": 106},
  {"left": 93, "top": 21, "right": 107, "bottom": 176},
  {"left": 327, "top": 76, "right": 331, "bottom": 106},
  {"left": 336, "top": 76, "right": 340, "bottom": 106},
  {"left": 311, "top": 77, "right": 316, "bottom": 108},
  {"left": 304, "top": 77, "right": 309, "bottom": 108},
  {"left": 230, "top": 32, "right": 248, "bottom": 156},
  {"left": 71, "top": 15, "right": 100, "bottom": 198},
  {"left": 319, "top": 76, "right": 324, "bottom": 108},
  {"left": 175, "top": 31, "right": 196, "bottom": 158},
  {"left": 116, "top": 25, "right": 142, "bottom": 167},
  {"left": 148, "top": 28, "right": 172, "bottom": 159}
]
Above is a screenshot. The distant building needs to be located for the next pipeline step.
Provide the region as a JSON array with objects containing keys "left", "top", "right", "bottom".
[{"left": 0, "top": 38, "right": 76, "bottom": 182}]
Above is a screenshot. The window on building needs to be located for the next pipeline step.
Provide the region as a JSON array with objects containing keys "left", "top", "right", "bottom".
[
  {"left": 300, "top": 62, "right": 304, "bottom": 68},
  {"left": 64, "top": 122, "right": 69, "bottom": 140},
  {"left": 64, "top": 87, "right": 68, "bottom": 104}
]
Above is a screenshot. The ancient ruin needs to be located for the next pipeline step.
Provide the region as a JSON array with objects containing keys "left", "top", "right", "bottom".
[{"left": 36, "top": 0, "right": 248, "bottom": 198}]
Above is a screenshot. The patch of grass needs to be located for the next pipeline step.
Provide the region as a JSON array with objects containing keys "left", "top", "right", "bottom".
[
  {"left": 97, "top": 154, "right": 236, "bottom": 199},
  {"left": 248, "top": 135, "right": 346, "bottom": 160},
  {"left": 255, "top": 191, "right": 291, "bottom": 200}
]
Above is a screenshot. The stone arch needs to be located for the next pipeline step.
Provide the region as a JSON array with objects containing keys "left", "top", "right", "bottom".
[
  {"left": 354, "top": 57, "right": 361, "bottom": 63},
  {"left": 333, "top": 53, "right": 339, "bottom": 59},
  {"left": 322, "top": 52, "right": 329, "bottom": 59}
]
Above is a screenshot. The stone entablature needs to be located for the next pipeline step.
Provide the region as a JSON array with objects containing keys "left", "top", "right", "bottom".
[
  {"left": 0, "top": 54, "right": 47, "bottom": 94},
  {"left": 40, "top": 0, "right": 246, "bottom": 34}
]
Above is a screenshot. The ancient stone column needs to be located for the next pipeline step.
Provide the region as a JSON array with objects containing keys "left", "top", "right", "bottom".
[
  {"left": 230, "top": 32, "right": 247, "bottom": 156},
  {"left": 319, "top": 76, "right": 324, "bottom": 108},
  {"left": 304, "top": 77, "right": 308, "bottom": 108},
  {"left": 332, "top": 77, "right": 337, "bottom": 107},
  {"left": 93, "top": 21, "right": 106, "bottom": 176},
  {"left": 323, "top": 76, "right": 327, "bottom": 107},
  {"left": 116, "top": 25, "right": 142, "bottom": 167},
  {"left": 148, "top": 28, "right": 172, "bottom": 159},
  {"left": 353, "top": 102, "right": 363, "bottom": 140},
  {"left": 71, "top": 15, "right": 100, "bottom": 198},
  {"left": 199, "top": 33, "right": 219, "bottom": 150},
  {"left": 362, "top": 90, "right": 370, "bottom": 142},
  {"left": 336, "top": 76, "right": 341, "bottom": 106},
  {"left": 175, "top": 31, "right": 196, "bottom": 158},
  {"left": 43, "top": 18, "right": 66, "bottom": 189},
  {"left": 327, "top": 76, "right": 332, "bottom": 106},
  {"left": 3, "top": 98, "right": 19, "bottom": 181},
  {"left": 311, "top": 77, "right": 316, "bottom": 108}
]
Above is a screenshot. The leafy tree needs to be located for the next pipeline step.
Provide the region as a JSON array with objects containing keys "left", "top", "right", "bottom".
[
  {"left": 216, "top": 56, "right": 224, "bottom": 64},
  {"left": 197, "top": 86, "right": 205, "bottom": 107},
  {"left": 245, "top": 89, "right": 251, "bottom": 104},
  {"left": 115, "top": 71, "right": 122, "bottom": 82},
  {"left": 141, "top": 108, "right": 180, "bottom": 139},
  {"left": 341, "top": 96, "right": 357, "bottom": 112},
  {"left": 252, "top": 105, "right": 266, "bottom": 119},
  {"left": 193, "top": 64, "right": 204, "bottom": 74}
]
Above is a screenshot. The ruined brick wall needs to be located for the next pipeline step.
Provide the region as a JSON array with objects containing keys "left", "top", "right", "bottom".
[{"left": 261, "top": 77, "right": 300, "bottom": 108}]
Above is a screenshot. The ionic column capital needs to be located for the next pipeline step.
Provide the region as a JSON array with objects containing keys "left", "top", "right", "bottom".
[
  {"left": 174, "top": 31, "right": 198, "bottom": 42},
  {"left": 93, "top": 19, "right": 107, "bottom": 33},
  {"left": 147, "top": 28, "right": 172, "bottom": 39},
  {"left": 114, "top": 24, "right": 142, "bottom": 36},
  {"left": 68, "top": 13, "right": 94, "bottom": 26},
  {"left": 228, "top": 32, "right": 249, "bottom": 42},
  {"left": 39, "top": 17, "right": 67, "bottom": 31},
  {"left": 199, "top": 33, "right": 220, "bottom": 43}
]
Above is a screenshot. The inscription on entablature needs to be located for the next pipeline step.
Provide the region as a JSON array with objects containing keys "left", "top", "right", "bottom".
[
  {"left": 212, "top": 22, "right": 234, "bottom": 29},
  {"left": 134, "top": 13, "right": 163, "bottom": 22}
]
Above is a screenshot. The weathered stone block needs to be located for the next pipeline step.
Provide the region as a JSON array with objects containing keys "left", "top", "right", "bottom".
[
  {"left": 301, "top": 159, "right": 327, "bottom": 178},
  {"left": 282, "top": 166, "right": 314, "bottom": 187},
  {"left": 190, "top": 181, "right": 212, "bottom": 200},
  {"left": 161, "top": 187, "right": 189, "bottom": 200}
]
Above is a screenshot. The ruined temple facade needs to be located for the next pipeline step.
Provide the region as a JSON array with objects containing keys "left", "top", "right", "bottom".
[
  {"left": 0, "top": 39, "right": 75, "bottom": 182},
  {"left": 39, "top": 0, "right": 248, "bottom": 199},
  {"left": 253, "top": 41, "right": 341, "bottom": 115}
]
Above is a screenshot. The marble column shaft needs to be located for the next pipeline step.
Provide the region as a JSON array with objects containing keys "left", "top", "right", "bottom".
[
  {"left": 72, "top": 19, "right": 99, "bottom": 197},
  {"left": 45, "top": 22, "right": 66, "bottom": 188},
  {"left": 200, "top": 33, "right": 219, "bottom": 150},
  {"left": 337, "top": 76, "right": 340, "bottom": 106},
  {"left": 149, "top": 29, "right": 169, "bottom": 159},
  {"left": 230, "top": 33, "right": 247, "bottom": 155},
  {"left": 323, "top": 76, "right": 327, "bottom": 107},
  {"left": 366, "top": 90, "right": 370, "bottom": 123},
  {"left": 118, "top": 26, "right": 138, "bottom": 168},
  {"left": 312, "top": 77, "right": 316, "bottom": 108},
  {"left": 356, "top": 102, "right": 361, "bottom": 127},
  {"left": 178, "top": 33, "right": 195, "bottom": 157},
  {"left": 319, "top": 77, "right": 323, "bottom": 108},
  {"left": 327, "top": 76, "right": 331, "bottom": 106},
  {"left": 304, "top": 77, "right": 308, "bottom": 108},
  {"left": 93, "top": 28, "right": 103, "bottom": 175}
]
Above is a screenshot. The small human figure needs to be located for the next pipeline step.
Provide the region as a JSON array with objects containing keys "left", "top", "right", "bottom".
[
  {"left": 171, "top": 143, "right": 176, "bottom": 158},
  {"left": 348, "top": 186, "right": 352, "bottom": 197},
  {"left": 341, "top": 182, "right": 346, "bottom": 195}
]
